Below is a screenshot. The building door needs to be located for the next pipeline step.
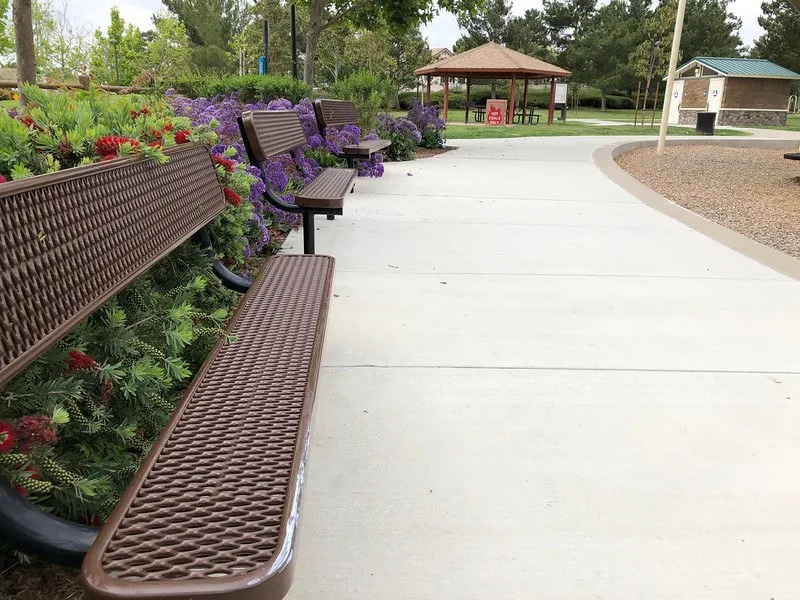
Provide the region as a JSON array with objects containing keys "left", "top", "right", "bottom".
[
  {"left": 668, "top": 80, "right": 684, "bottom": 124},
  {"left": 707, "top": 77, "right": 725, "bottom": 113}
]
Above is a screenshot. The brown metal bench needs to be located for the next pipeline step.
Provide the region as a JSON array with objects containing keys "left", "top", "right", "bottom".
[
  {"left": 313, "top": 99, "right": 392, "bottom": 169},
  {"left": 0, "top": 144, "right": 334, "bottom": 600},
  {"left": 239, "top": 109, "right": 357, "bottom": 251}
]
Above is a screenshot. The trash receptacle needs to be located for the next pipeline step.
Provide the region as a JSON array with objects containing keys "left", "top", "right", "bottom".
[{"left": 696, "top": 112, "right": 716, "bottom": 135}]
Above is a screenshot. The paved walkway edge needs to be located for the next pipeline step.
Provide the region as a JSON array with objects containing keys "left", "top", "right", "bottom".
[{"left": 594, "top": 138, "right": 800, "bottom": 282}]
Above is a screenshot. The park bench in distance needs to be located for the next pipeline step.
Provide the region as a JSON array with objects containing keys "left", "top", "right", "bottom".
[
  {"left": 0, "top": 143, "right": 334, "bottom": 600},
  {"left": 239, "top": 109, "right": 357, "bottom": 250},
  {"left": 313, "top": 99, "right": 392, "bottom": 169}
]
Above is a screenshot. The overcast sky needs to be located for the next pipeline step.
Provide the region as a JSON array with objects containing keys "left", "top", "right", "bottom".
[{"left": 67, "top": 0, "right": 766, "bottom": 48}]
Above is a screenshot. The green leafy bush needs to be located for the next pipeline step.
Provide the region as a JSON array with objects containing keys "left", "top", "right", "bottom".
[
  {"left": 164, "top": 75, "right": 311, "bottom": 103},
  {"left": 0, "top": 87, "right": 264, "bottom": 540},
  {"left": 0, "top": 244, "right": 237, "bottom": 524},
  {"left": 328, "top": 72, "right": 395, "bottom": 130}
]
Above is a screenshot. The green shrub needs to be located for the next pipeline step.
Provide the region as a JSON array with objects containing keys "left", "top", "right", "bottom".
[
  {"left": 328, "top": 72, "right": 395, "bottom": 130},
  {"left": 164, "top": 75, "right": 311, "bottom": 103}
]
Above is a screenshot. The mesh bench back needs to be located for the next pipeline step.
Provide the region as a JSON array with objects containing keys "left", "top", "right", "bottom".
[
  {"left": 314, "top": 99, "right": 358, "bottom": 130},
  {"left": 0, "top": 144, "right": 226, "bottom": 385},
  {"left": 240, "top": 110, "right": 308, "bottom": 162}
]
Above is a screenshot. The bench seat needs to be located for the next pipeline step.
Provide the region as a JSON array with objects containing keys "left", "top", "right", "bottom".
[
  {"left": 82, "top": 254, "right": 335, "bottom": 600},
  {"left": 341, "top": 138, "right": 392, "bottom": 158},
  {"left": 295, "top": 167, "right": 357, "bottom": 210}
]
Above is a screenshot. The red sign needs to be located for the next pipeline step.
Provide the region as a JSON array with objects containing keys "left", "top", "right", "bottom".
[{"left": 486, "top": 99, "right": 507, "bottom": 126}]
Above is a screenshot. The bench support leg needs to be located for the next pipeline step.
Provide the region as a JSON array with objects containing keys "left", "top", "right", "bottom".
[{"left": 303, "top": 212, "right": 315, "bottom": 254}]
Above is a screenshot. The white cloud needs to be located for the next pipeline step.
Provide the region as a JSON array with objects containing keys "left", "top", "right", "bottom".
[
  {"left": 66, "top": 0, "right": 163, "bottom": 33},
  {"left": 421, "top": 0, "right": 764, "bottom": 52}
]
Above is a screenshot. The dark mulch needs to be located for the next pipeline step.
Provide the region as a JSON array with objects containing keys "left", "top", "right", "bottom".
[
  {"left": 0, "top": 563, "right": 82, "bottom": 600},
  {"left": 414, "top": 146, "right": 456, "bottom": 159}
]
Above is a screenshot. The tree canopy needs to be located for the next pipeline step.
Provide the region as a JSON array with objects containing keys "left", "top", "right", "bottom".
[{"left": 752, "top": 0, "right": 800, "bottom": 78}]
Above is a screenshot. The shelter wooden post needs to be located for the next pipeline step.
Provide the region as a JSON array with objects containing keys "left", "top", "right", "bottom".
[
  {"left": 547, "top": 77, "right": 556, "bottom": 125},
  {"left": 443, "top": 76, "right": 449, "bottom": 121},
  {"left": 465, "top": 78, "right": 471, "bottom": 124},
  {"left": 521, "top": 78, "right": 529, "bottom": 123},
  {"left": 508, "top": 75, "right": 517, "bottom": 125},
  {"left": 426, "top": 75, "right": 431, "bottom": 104}
]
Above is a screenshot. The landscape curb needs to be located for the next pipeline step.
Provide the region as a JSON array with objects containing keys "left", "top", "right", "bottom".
[{"left": 593, "top": 138, "right": 800, "bottom": 282}]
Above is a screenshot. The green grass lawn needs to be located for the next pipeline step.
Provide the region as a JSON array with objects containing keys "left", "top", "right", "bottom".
[
  {"left": 780, "top": 113, "right": 800, "bottom": 131},
  {"left": 444, "top": 120, "right": 748, "bottom": 139}
]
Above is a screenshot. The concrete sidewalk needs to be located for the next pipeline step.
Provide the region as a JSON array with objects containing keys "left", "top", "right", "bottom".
[{"left": 285, "top": 136, "right": 800, "bottom": 599}]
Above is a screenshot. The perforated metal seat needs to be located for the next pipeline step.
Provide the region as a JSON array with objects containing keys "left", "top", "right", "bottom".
[{"left": 83, "top": 254, "right": 334, "bottom": 600}]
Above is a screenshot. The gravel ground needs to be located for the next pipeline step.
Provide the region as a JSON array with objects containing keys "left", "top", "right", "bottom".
[{"left": 617, "top": 145, "right": 800, "bottom": 258}]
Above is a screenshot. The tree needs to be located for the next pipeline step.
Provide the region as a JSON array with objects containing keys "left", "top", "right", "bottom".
[
  {"left": 454, "top": 0, "right": 511, "bottom": 49},
  {"left": 142, "top": 14, "right": 194, "bottom": 86},
  {"left": 681, "top": 0, "right": 742, "bottom": 58},
  {"left": 0, "top": 0, "right": 14, "bottom": 58},
  {"left": 14, "top": 0, "right": 37, "bottom": 84},
  {"left": 300, "top": 0, "right": 483, "bottom": 86},
  {"left": 388, "top": 28, "right": 431, "bottom": 90},
  {"left": 752, "top": 0, "right": 800, "bottom": 78},
  {"left": 505, "top": 9, "right": 556, "bottom": 63},
  {"left": 543, "top": 0, "right": 597, "bottom": 56},
  {"left": 89, "top": 8, "right": 146, "bottom": 84},
  {"left": 45, "top": 0, "right": 91, "bottom": 81},
  {"left": 567, "top": 0, "right": 643, "bottom": 108},
  {"left": 162, "top": 0, "right": 248, "bottom": 74}
]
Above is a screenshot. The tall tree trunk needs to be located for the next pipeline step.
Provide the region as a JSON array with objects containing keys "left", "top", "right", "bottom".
[
  {"left": 491, "top": 80, "right": 496, "bottom": 99},
  {"left": 304, "top": 0, "right": 324, "bottom": 86},
  {"left": 600, "top": 89, "right": 606, "bottom": 112},
  {"left": 13, "top": 0, "right": 37, "bottom": 96}
]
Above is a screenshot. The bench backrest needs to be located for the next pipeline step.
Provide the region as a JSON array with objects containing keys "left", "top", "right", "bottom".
[
  {"left": 313, "top": 99, "right": 358, "bottom": 131},
  {"left": 0, "top": 144, "right": 226, "bottom": 385},
  {"left": 239, "top": 110, "right": 307, "bottom": 163}
]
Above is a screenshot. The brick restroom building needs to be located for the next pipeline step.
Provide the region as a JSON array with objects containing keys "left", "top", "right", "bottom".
[{"left": 666, "top": 57, "right": 800, "bottom": 128}]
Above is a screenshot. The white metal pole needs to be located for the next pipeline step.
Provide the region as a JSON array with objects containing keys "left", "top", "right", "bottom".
[{"left": 657, "top": 0, "right": 688, "bottom": 155}]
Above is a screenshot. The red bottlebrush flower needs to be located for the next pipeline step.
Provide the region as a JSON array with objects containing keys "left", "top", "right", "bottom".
[
  {"left": 95, "top": 135, "right": 140, "bottom": 157},
  {"left": 67, "top": 349, "right": 98, "bottom": 372},
  {"left": 223, "top": 187, "right": 243, "bottom": 207},
  {"left": 147, "top": 141, "right": 163, "bottom": 149},
  {"left": 18, "top": 115, "right": 35, "bottom": 128},
  {"left": 0, "top": 421, "right": 17, "bottom": 453},
  {"left": 129, "top": 109, "right": 139, "bottom": 119},
  {"left": 213, "top": 155, "right": 236, "bottom": 173},
  {"left": 0, "top": 175, "right": 6, "bottom": 184},
  {"left": 101, "top": 154, "right": 116, "bottom": 161},
  {"left": 15, "top": 465, "right": 40, "bottom": 496},
  {"left": 17, "top": 415, "right": 57, "bottom": 450},
  {"left": 89, "top": 515, "right": 102, "bottom": 527},
  {"left": 140, "top": 106, "right": 151, "bottom": 115},
  {"left": 161, "top": 123, "right": 174, "bottom": 132},
  {"left": 174, "top": 130, "right": 190, "bottom": 144}
]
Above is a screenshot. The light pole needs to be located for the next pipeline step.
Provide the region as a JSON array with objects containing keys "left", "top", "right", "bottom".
[{"left": 657, "top": 0, "right": 688, "bottom": 155}]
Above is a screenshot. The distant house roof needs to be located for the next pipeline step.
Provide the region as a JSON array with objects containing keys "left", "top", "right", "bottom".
[
  {"left": 676, "top": 57, "right": 800, "bottom": 79},
  {"left": 415, "top": 41, "right": 570, "bottom": 79},
  {"left": 431, "top": 47, "right": 453, "bottom": 61}
]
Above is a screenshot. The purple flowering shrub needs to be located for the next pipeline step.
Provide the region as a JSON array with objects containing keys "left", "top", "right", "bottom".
[
  {"left": 407, "top": 100, "right": 447, "bottom": 149},
  {"left": 375, "top": 114, "right": 422, "bottom": 161},
  {"left": 166, "top": 90, "right": 385, "bottom": 256}
]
